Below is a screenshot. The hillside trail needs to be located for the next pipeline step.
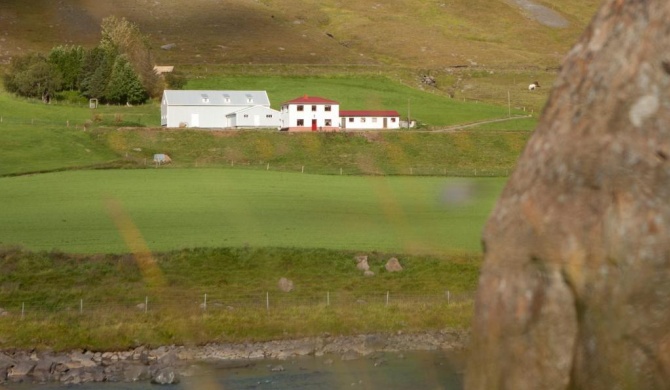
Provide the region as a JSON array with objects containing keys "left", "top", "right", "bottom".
[
  {"left": 507, "top": 0, "right": 570, "bottom": 28},
  {"left": 431, "top": 115, "right": 534, "bottom": 132}
]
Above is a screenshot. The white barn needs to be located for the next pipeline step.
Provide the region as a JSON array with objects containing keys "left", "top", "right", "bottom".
[
  {"left": 161, "top": 90, "right": 281, "bottom": 129},
  {"left": 280, "top": 95, "right": 340, "bottom": 131},
  {"left": 340, "top": 110, "right": 401, "bottom": 130}
]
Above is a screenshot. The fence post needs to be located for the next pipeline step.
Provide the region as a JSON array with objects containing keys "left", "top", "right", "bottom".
[
  {"left": 145, "top": 296, "right": 148, "bottom": 314},
  {"left": 386, "top": 291, "right": 389, "bottom": 306},
  {"left": 447, "top": 290, "right": 450, "bottom": 305},
  {"left": 204, "top": 294, "right": 207, "bottom": 311},
  {"left": 327, "top": 291, "right": 330, "bottom": 306},
  {"left": 301, "top": 166, "right": 304, "bottom": 173},
  {"left": 21, "top": 302, "right": 25, "bottom": 320},
  {"left": 80, "top": 299, "right": 83, "bottom": 314},
  {"left": 266, "top": 292, "right": 270, "bottom": 312},
  {"left": 340, "top": 168, "right": 342, "bottom": 175},
  {"left": 267, "top": 163, "right": 270, "bottom": 171}
]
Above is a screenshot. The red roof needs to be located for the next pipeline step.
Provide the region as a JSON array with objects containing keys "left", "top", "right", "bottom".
[
  {"left": 340, "top": 110, "right": 400, "bottom": 117},
  {"left": 283, "top": 95, "right": 339, "bottom": 105}
]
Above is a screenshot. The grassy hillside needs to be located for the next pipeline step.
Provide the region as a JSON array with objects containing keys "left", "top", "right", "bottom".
[
  {"left": 0, "top": 0, "right": 600, "bottom": 69},
  {"left": 0, "top": 247, "right": 478, "bottom": 349}
]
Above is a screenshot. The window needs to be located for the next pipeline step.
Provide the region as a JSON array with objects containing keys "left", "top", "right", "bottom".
[
  {"left": 391, "top": 118, "right": 397, "bottom": 122},
  {"left": 325, "top": 119, "right": 332, "bottom": 126},
  {"left": 325, "top": 105, "right": 331, "bottom": 112},
  {"left": 348, "top": 118, "right": 354, "bottom": 122},
  {"left": 266, "top": 114, "right": 273, "bottom": 118},
  {"left": 361, "top": 118, "right": 367, "bottom": 123},
  {"left": 201, "top": 94, "right": 209, "bottom": 103},
  {"left": 223, "top": 94, "right": 230, "bottom": 103},
  {"left": 297, "top": 119, "right": 304, "bottom": 126},
  {"left": 372, "top": 118, "right": 378, "bottom": 123},
  {"left": 311, "top": 105, "right": 317, "bottom": 112},
  {"left": 243, "top": 114, "right": 249, "bottom": 118},
  {"left": 297, "top": 105, "right": 304, "bottom": 111}
]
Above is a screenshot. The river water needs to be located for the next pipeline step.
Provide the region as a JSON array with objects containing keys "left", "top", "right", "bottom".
[{"left": 8, "top": 350, "right": 465, "bottom": 390}]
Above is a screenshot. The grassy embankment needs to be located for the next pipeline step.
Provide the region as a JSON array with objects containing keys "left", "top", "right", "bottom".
[
  {"left": 0, "top": 74, "right": 530, "bottom": 350},
  {"left": 0, "top": 246, "right": 479, "bottom": 350}
]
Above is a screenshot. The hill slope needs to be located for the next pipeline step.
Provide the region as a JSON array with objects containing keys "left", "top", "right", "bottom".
[{"left": 0, "top": 0, "right": 600, "bottom": 68}]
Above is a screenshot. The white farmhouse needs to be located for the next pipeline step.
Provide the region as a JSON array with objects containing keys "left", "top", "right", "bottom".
[
  {"left": 280, "top": 95, "right": 340, "bottom": 131},
  {"left": 340, "top": 110, "right": 401, "bottom": 130},
  {"left": 161, "top": 90, "right": 281, "bottom": 129}
]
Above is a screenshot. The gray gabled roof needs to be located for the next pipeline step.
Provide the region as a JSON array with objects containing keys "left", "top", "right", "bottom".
[{"left": 163, "top": 90, "right": 271, "bottom": 106}]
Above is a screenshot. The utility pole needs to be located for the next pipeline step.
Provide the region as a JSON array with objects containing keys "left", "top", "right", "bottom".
[{"left": 407, "top": 98, "right": 411, "bottom": 128}]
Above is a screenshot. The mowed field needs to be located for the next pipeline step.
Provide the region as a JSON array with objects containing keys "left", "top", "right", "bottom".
[{"left": 0, "top": 169, "right": 505, "bottom": 254}]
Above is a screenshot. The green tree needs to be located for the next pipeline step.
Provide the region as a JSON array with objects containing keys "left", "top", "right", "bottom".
[
  {"left": 79, "top": 47, "right": 115, "bottom": 100},
  {"left": 48, "top": 45, "right": 85, "bottom": 91},
  {"left": 105, "top": 55, "right": 148, "bottom": 105},
  {"left": 99, "top": 16, "right": 162, "bottom": 98},
  {"left": 3, "top": 53, "right": 63, "bottom": 102},
  {"left": 164, "top": 70, "right": 187, "bottom": 89}
]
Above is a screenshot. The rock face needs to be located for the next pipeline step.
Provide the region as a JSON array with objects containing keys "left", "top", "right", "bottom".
[{"left": 465, "top": 1, "right": 670, "bottom": 389}]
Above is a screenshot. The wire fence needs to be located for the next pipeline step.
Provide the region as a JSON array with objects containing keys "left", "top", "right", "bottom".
[
  {"left": 160, "top": 160, "right": 513, "bottom": 177},
  {"left": 0, "top": 291, "right": 475, "bottom": 319}
]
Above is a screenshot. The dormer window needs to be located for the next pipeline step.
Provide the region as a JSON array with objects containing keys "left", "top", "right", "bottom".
[
  {"left": 223, "top": 94, "right": 231, "bottom": 103},
  {"left": 246, "top": 94, "right": 253, "bottom": 103},
  {"left": 201, "top": 94, "right": 209, "bottom": 103}
]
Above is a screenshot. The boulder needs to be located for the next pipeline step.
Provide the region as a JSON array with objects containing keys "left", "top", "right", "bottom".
[
  {"left": 151, "top": 367, "right": 179, "bottom": 385},
  {"left": 277, "top": 277, "right": 294, "bottom": 293},
  {"left": 7, "top": 361, "right": 35, "bottom": 381},
  {"left": 465, "top": 1, "right": 670, "bottom": 389},
  {"left": 385, "top": 258, "right": 402, "bottom": 272},
  {"left": 355, "top": 255, "right": 370, "bottom": 271}
]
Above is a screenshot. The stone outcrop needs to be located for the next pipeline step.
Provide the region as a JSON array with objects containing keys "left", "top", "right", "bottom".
[
  {"left": 277, "top": 277, "right": 294, "bottom": 292},
  {"left": 465, "top": 1, "right": 670, "bottom": 389},
  {"left": 385, "top": 257, "right": 403, "bottom": 272},
  {"left": 355, "top": 255, "right": 370, "bottom": 271},
  {"left": 0, "top": 331, "right": 467, "bottom": 385}
]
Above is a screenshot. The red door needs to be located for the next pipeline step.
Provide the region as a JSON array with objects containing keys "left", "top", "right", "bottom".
[{"left": 311, "top": 119, "right": 317, "bottom": 131}]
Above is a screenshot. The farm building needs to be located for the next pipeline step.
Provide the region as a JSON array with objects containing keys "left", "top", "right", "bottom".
[
  {"left": 280, "top": 95, "right": 340, "bottom": 131},
  {"left": 161, "top": 90, "right": 281, "bottom": 128},
  {"left": 340, "top": 110, "right": 401, "bottom": 130}
]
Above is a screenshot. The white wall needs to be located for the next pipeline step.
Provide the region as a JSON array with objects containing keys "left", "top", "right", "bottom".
[
  {"left": 341, "top": 116, "right": 401, "bottom": 130},
  {"left": 281, "top": 103, "right": 340, "bottom": 130},
  {"left": 231, "top": 106, "right": 281, "bottom": 128}
]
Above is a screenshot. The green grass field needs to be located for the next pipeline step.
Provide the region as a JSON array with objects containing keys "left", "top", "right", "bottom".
[
  {"left": 0, "top": 169, "right": 504, "bottom": 254},
  {"left": 186, "top": 75, "right": 525, "bottom": 127}
]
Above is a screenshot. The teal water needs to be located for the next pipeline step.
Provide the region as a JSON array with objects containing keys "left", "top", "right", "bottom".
[{"left": 9, "top": 350, "right": 464, "bottom": 389}]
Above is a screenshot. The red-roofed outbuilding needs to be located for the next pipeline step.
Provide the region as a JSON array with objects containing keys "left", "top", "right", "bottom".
[{"left": 340, "top": 110, "right": 401, "bottom": 130}]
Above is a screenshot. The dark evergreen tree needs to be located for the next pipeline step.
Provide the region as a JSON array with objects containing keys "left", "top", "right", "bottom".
[
  {"left": 105, "top": 55, "right": 148, "bottom": 105},
  {"left": 79, "top": 47, "right": 115, "bottom": 100}
]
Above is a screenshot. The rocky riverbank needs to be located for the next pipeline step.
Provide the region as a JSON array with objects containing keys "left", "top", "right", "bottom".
[{"left": 0, "top": 330, "right": 468, "bottom": 385}]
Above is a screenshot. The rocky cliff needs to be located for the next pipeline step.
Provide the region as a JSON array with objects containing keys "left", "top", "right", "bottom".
[{"left": 466, "top": 0, "right": 670, "bottom": 389}]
